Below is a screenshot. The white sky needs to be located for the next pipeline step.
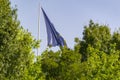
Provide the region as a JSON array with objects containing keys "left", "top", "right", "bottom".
[{"left": 10, "top": 0, "right": 120, "bottom": 54}]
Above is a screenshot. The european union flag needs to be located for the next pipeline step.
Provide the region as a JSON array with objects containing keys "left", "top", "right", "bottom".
[{"left": 41, "top": 8, "right": 67, "bottom": 47}]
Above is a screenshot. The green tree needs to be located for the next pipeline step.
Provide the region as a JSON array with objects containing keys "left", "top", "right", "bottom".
[
  {"left": 74, "top": 20, "right": 120, "bottom": 79},
  {"left": 81, "top": 44, "right": 120, "bottom": 80},
  {"left": 0, "top": 0, "right": 41, "bottom": 79},
  {"left": 40, "top": 20, "right": 120, "bottom": 80},
  {"left": 2, "top": 1, "right": 118, "bottom": 79},
  {"left": 111, "top": 30, "right": 120, "bottom": 50},
  {"left": 28, "top": 56, "right": 45, "bottom": 80},
  {"left": 80, "top": 20, "right": 111, "bottom": 61},
  {"left": 41, "top": 48, "right": 81, "bottom": 80}
]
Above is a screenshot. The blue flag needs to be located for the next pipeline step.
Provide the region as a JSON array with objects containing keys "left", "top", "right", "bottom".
[{"left": 41, "top": 8, "right": 66, "bottom": 47}]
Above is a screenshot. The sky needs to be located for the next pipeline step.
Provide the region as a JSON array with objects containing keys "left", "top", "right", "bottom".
[{"left": 10, "top": 0, "right": 120, "bottom": 54}]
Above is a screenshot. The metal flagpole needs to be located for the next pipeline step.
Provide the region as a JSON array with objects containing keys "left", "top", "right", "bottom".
[{"left": 37, "top": 3, "right": 40, "bottom": 56}]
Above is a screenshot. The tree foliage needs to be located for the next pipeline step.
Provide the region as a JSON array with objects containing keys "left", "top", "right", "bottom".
[
  {"left": 0, "top": 0, "right": 42, "bottom": 79},
  {"left": 1, "top": 0, "right": 120, "bottom": 80},
  {"left": 40, "top": 20, "right": 120, "bottom": 80}
]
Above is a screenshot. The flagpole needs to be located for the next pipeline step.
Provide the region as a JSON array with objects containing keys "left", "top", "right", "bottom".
[{"left": 37, "top": 3, "right": 40, "bottom": 56}]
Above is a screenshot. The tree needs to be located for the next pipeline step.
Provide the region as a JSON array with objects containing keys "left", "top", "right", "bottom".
[
  {"left": 111, "top": 30, "right": 120, "bottom": 50},
  {"left": 79, "top": 20, "right": 111, "bottom": 61},
  {"left": 0, "top": 0, "right": 40, "bottom": 79},
  {"left": 1, "top": 1, "right": 120, "bottom": 79},
  {"left": 74, "top": 20, "right": 120, "bottom": 79},
  {"left": 40, "top": 20, "right": 120, "bottom": 80},
  {"left": 41, "top": 48, "right": 81, "bottom": 80}
]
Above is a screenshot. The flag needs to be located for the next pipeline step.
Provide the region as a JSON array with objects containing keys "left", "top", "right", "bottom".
[{"left": 41, "top": 7, "right": 67, "bottom": 47}]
